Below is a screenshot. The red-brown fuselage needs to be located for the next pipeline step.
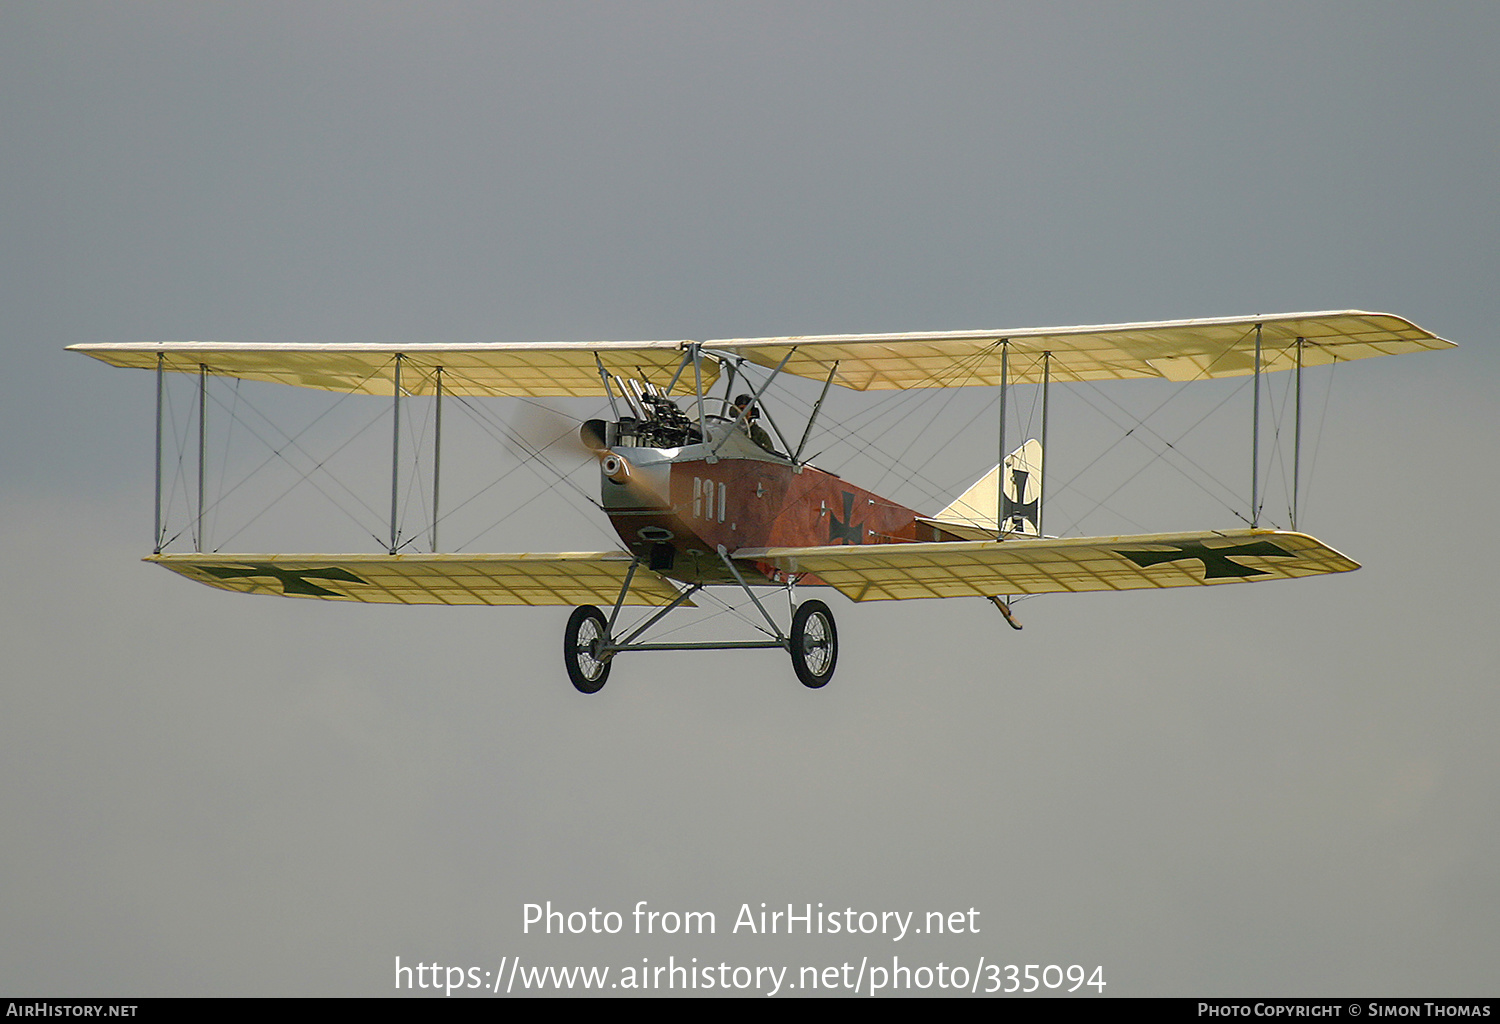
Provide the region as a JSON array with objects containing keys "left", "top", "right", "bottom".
[{"left": 601, "top": 425, "right": 948, "bottom": 586}]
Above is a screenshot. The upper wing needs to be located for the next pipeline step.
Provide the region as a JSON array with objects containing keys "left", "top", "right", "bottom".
[
  {"left": 149, "top": 551, "right": 691, "bottom": 606},
  {"left": 708, "top": 310, "right": 1453, "bottom": 389},
  {"left": 70, "top": 308, "right": 1452, "bottom": 395},
  {"left": 737, "top": 529, "right": 1357, "bottom": 601},
  {"left": 68, "top": 339, "right": 715, "bottom": 397},
  {"left": 69, "top": 311, "right": 1450, "bottom": 395}
]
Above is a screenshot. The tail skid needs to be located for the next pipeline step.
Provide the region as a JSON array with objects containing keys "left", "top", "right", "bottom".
[{"left": 988, "top": 596, "right": 1024, "bottom": 630}]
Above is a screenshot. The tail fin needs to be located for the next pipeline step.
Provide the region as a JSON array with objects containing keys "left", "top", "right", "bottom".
[
  {"left": 999, "top": 439, "right": 1042, "bottom": 536},
  {"left": 933, "top": 440, "right": 1042, "bottom": 537}
]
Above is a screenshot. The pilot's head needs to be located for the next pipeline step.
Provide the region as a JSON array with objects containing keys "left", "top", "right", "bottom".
[{"left": 732, "top": 394, "right": 759, "bottom": 419}]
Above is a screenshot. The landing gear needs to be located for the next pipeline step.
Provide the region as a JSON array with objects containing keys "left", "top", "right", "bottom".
[
  {"left": 562, "top": 560, "right": 839, "bottom": 691},
  {"left": 789, "top": 599, "right": 838, "bottom": 689},
  {"left": 564, "top": 605, "right": 610, "bottom": 693}
]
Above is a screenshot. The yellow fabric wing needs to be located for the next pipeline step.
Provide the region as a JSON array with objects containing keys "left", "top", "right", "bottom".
[
  {"left": 69, "top": 340, "right": 714, "bottom": 398},
  {"left": 149, "top": 552, "right": 691, "bottom": 606},
  {"left": 70, "top": 311, "right": 1449, "bottom": 395},
  {"left": 737, "top": 530, "right": 1358, "bottom": 601},
  {"left": 708, "top": 310, "right": 1452, "bottom": 389}
]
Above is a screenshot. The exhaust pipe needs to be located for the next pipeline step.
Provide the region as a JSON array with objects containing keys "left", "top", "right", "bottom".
[{"left": 601, "top": 452, "right": 632, "bottom": 486}]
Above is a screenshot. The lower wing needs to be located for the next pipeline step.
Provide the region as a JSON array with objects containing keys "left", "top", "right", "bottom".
[
  {"left": 736, "top": 529, "right": 1358, "bottom": 601},
  {"left": 148, "top": 551, "right": 690, "bottom": 606}
]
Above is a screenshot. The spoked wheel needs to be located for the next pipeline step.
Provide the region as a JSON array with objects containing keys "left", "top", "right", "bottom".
[
  {"left": 789, "top": 600, "right": 837, "bottom": 689},
  {"left": 564, "top": 605, "right": 611, "bottom": 694}
]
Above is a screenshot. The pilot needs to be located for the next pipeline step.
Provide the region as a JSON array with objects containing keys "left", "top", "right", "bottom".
[{"left": 730, "top": 394, "right": 776, "bottom": 453}]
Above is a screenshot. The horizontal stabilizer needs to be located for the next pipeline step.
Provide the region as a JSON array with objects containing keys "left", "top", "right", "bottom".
[
  {"left": 736, "top": 529, "right": 1358, "bottom": 602},
  {"left": 149, "top": 552, "right": 691, "bottom": 606}
]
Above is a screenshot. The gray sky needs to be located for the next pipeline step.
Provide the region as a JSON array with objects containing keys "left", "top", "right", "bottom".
[{"left": 3, "top": 1, "right": 1496, "bottom": 997}]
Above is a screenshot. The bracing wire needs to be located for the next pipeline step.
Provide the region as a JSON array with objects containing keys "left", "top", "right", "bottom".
[
  {"left": 1062, "top": 376, "right": 1254, "bottom": 513},
  {"left": 441, "top": 393, "right": 617, "bottom": 552},
  {"left": 209, "top": 377, "right": 243, "bottom": 544},
  {"left": 762, "top": 342, "right": 1007, "bottom": 509},
  {"left": 1300, "top": 356, "right": 1338, "bottom": 524},
  {"left": 159, "top": 377, "right": 190, "bottom": 549},
  {"left": 209, "top": 402, "right": 392, "bottom": 551},
  {"left": 199, "top": 368, "right": 391, "bottom": 522},
  {"left": 193, "top": 363, "right": 399, "bottom": 550},
  {"left": 396, "top": 395, "right": 435, "bottom": 553},
  {"left": 1050, "top": 331, "right": 1261, "bottom": 535}
]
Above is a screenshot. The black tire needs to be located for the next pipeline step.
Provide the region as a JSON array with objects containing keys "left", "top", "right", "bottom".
[
  {"left": 564, "top": 605, "right": 611, "bottom": 694},
  {"left": 789, "top": 600, "right": 837, "bottom": 689}
]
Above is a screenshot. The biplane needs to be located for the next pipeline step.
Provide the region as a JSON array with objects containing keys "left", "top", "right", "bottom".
[{"left": 70, "top": 311, "right": 1453, "bottom": 692}]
